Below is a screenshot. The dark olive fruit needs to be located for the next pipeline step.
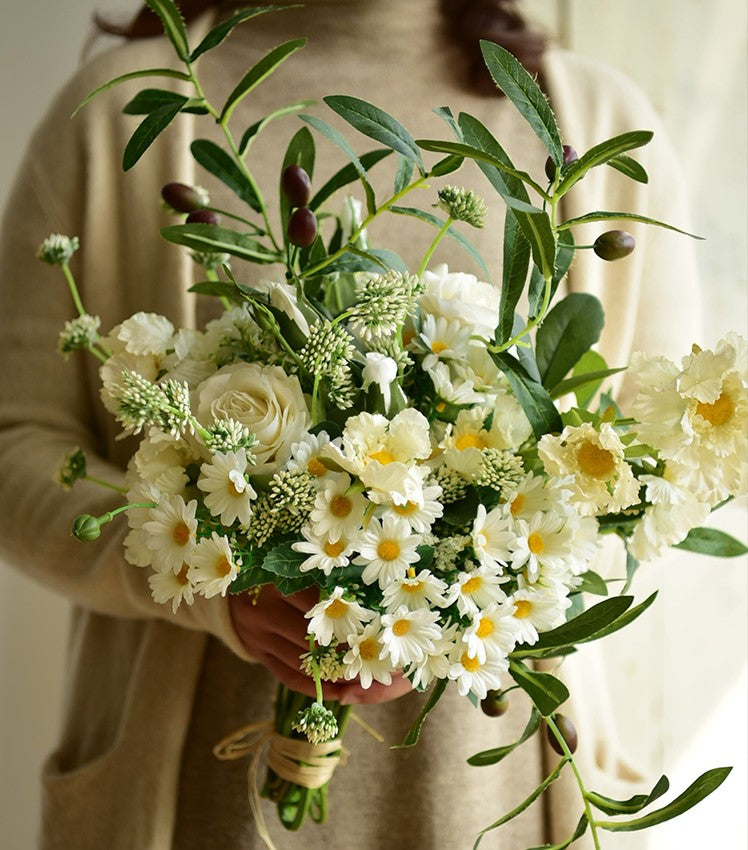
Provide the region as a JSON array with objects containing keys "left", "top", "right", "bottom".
[
  {"left": 287, "top": 207, "right": 318, "bottom": 247},
  {"left": 281, "top": 164, "right": 313, "bottom": 208},
  {"left": 545, "top": 145, "right": 578, "bottom": 181},
  {"left": 546, "top": 714, "right": 578, "bottom": 755},
  {"left": 480, "top": 689, "right": 510, "bottom": 718},
  {"left": 161, "top": 182, "right": 206, "bottom": 213},
  {"left": 186, "top": 209, "right": 220, "bottom": 226},
  {"left": 593, "top": 230, "right": 636, "bottom": 261}
]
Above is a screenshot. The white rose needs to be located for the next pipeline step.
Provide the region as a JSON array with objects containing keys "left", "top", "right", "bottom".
[
  {"left": 195, "top": 363, "right": 310, "bottom": 473},
  {"left": 419, "top": 263, "right": 500, "bottom": 341}
]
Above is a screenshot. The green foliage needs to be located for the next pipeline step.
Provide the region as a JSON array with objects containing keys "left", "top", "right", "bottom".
[
  {"left": 189, "top": 6, "right": 294, "bottom": 62},
  {"left": 145, "top": 0, "right": 190, "bottom": 62},
  {"left": 123, "top": 98, "right": 187, "bottom": 170},
  {"left": 239, "top": 99, "right": 316, "bottom": 154},
  {"left": 491, "top": 352, "right": 563, "bottom": 439},
  {"left": 675, "top": 526, "right": 748, "bottom": 557},
  {"left": 587, "top": 775, "right": 669, "bottom": 816},
  {"left": 607, "top": 154, "right": 649, "bottom": 183},
  {"left": 123, "top": 88, "right": 207, "bottom": 115},
  {"left": 191, "top": 138, "right": 262, "bottom": 211},
  {"left": 73, "top": 68, "right": 191, "bottom": 117},
  {"left": 308, "top": 149, "right": 391, "bottom": 211},
  {"left": 555, "top": 130, "right": 654, "bottom": 196},
  {"left": 497, "top": 212, "right": 531, "bottom": 344},
  {"left": 393, "top": 678, "right": 447, "bottom": 749},
  {"left": 160, "top": 223, "right": 279, "bottom": 263},
  {"left": 467, "top": 708, "right": 541, "bottom": 766},
  {"left": 508, "top": 659, "right": 569, "bottom": 716},
  {"left": 558, "top": 209, "right": 702, "bottom": 238},
  {"left": 279, "top": 126, "right": 316, "bottom": 238}
]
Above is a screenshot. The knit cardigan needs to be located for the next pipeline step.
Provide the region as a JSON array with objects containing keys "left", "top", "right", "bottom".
[{"left": 0, "top": 2, "right": 700, "bottom": 848}]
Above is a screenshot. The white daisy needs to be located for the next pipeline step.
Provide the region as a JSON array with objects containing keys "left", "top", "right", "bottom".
[
  {"left": 463, "top": 601, "right": 520, "bottom": 663},
  {"left": 197, "top": 450, "right": 257, "bottom": 527},
  {"left": 353, "top": 515, "right": 422, "bottom": 588},
  {"left": 143, "top": 494, "right": 198, "bottom": 573},
  {"left": 305, "top": 586, "right": 374, "bottom": 647},
  {"left": 510, "top": 512, "right": 573, "bottom": 582},
  {"left": 407, "top": 622, "right": 459, "bottom": 690},
  {"left": 416, "top": 314, "right": 473, "bottom": 362},
  {"left": 471, "top": 504, "right": 514, "bottom": 569},
  {"left": 286, "top": 430, "right": 338, "bottom": 482},
  {"left": 445, "top": 564, "right": 509, "bottom": 617},
  {"left": 381, "top": 569, "right": 449, "bottom": 611},
  {"left": 379, "top": 482, "right": 444, "bottom": 532},
  {"left": 188, "top": 533, "right": 239, "bottom": 598},
  {"left": 308, "top": 474, "right": 367, "bottom": 542},
  {"left": 113, "top": 311, "right": 175, "bottom": 356},
  {"left": 148, "top": 563, "right": 195, "bottom": 613},
  {"left": 448, "top": 645, "right": 507, "bottom": 699},
  {"left": 509, "top": 585, "right": 571, "bottom": 645},
  {"left": 292, "top": 526, "right": 358, "bottom": 576},
  {"left": 343, "top": 619, "right": 395, "bottom": 688},
  {"left": 505, "top": 473, "right": 571, "bottom": 521},
  {"left": 379, "top": 605, "right": 442, "bottom": 668}
]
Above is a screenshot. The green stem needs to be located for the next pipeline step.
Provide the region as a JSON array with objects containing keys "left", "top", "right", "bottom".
[
  {"left": 308, "top": 635, "right": 325, "bottom": 704},
  {"left": 546, "top": 715, "right": 602, "bottom": 850},
  {"left": 417, "top": 216, "right": 454, "bottom": 278},
  {"left": 83, "top": 474, "right": 128, "bottom": 494},
  {"left": 205, "top": 267, "right": 232, "bottom": 311},
  {"left": 61, "top": 262, "right": 86, "bottom": 317}
]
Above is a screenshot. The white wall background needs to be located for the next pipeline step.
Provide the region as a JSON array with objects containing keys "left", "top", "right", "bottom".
[{"left": 0, "top": 2, "right": 745, "bottom": 848}]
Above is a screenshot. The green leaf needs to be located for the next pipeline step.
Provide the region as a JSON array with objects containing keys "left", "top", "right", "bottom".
[
  {"left": 429, "top": 154, "right": 464, "bottom": 177},
  {"left": 123, "top": 88, "right": 206, "bottom": 115},
  {"left": 220, "top": 39, "right": 306, "bottom": 125},
  {"left": 551, "top": 366, "right": 626, "bottom": 402},
  {"left": 530, "top": 596, "right": 633, "bottom": 650},
  {"left": 316, "top": 247, "right": 407, "bottom": 276},
  {"left": 491, "top": 351, "right": 563, "bottom": 439},
  {"left": 393, "top": 678, "right": 447, "bottom": 748},
  {"left": 261, "top": 541, "right": 307, "bottom": 578},
  {"left": 597, "top": 767, "right": 732, "bottom": 831},
  {"left": 309, "top": 149, "right": 391, "bottom": 211},
  {"left": 188, "top": 279, "right": 240, "bottom": 300},
  {"left": 123, "top": 99, "right": 186, "bottom": 170},
  {"left": 535, "top": 293, "right": 605, "bottom": 390},
  {"left": 479, "top": 40, "right": 563, "bottom": 164},
  {"left": 509, "top": 659, "right": 569, "bottom": 716},
  {"left": 574, "top": 570, "right": 609, "bottom": 596},
  {"left": 527, "top": 229, "right": 574, "bottom": 319},
  {"left": 458, "top": 112, "right": 531, "bottom": 200},
  {"left": 588, "top": 775, "right": 669, "bottom": 816},
  {"left": 555, "top": 130, "right": 654, "bottom": 196},
  {"left": 190, "top": 138, "right": 262, "bottom": 212},
  {"left": 497, "top": 211, "right": 531, "bottom": 344},
  {"left": 557, "top": 210, "right": 701, "bottom": 239},
  {"left": 160, "top": 223, "right": 279, "bottom": 263},
  {"left": 238, "top": 99, "right": 316, "bottom": 154},
  {"left": 390, "top": 206, "right": 490, "bottom": 279},
  {"left": 300, "top": 112, "right": 376, "bottom": 214},
  {"left": 473, "top": 756, "right": 570, "bottom": 848},
  {"left": 324, "top": 95, "right": 425, "bottom": 171},
  {"left": 467, "top": 708, "right": 542, "bottom": 766},
  {"left": 571, "top": 350, "right": 609, "bottom": 407},
  {"left": 145, "top": 0, "right": 190, "bottom": 61},
  {"left": 433, "top": 105, "right": 463, "bottom": 140},
  {"left": 189, "top": 6, "right": 294, "bottom": 61},
  {"left": 280, "top": 126, "right": 315, "bottom": 238},
  {"left": 527, "top": 815, "right": 589, "bottom": 850},
  {"left": 584, "top": 591, "right": 657, "bottom": 643},
  {"left": 675, "top": 527, "right": 748, "bottom": 557},
  {"left": 394, "top": 154, "right": 414, "bottom": 195},
  {"left": 73, "top": 68, "right": 191, "bottom": 116},
  {"left": 607, "top": 154, "right": 649, "bottom": 184}
]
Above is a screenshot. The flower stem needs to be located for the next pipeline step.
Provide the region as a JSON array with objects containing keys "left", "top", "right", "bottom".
[
  {"left": 417, "top": 216, "right": 453, "bottom": 278},
  {"left": 83, "top": 474, "right": 128, "bottom": 494}
]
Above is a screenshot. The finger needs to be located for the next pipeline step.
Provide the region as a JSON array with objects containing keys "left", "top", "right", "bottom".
[{"left": 339, "top": 673, "right": 413, "bottom": 705}]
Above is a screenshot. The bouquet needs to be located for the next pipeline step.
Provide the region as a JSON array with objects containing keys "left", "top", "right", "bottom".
[{"left": 43, "top": 2, "right": 747, "bottom": 846}]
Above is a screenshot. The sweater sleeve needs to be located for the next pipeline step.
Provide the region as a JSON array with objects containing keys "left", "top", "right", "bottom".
[{"left": 0, "top": 51, "right": 252, "bottom": 664}]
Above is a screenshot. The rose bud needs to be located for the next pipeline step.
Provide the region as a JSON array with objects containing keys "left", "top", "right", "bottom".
[
  {"left": 545, "top": 145, "right": 578, "bottom": 181},
  {"left": 546, "top": 714, "right": 578, "bottom": 755},
  {"left": 281, "top": 164, "right": 312, "bottom": 208},
  {"left": 480, "top": 689, "right": 510, "bottom": 718},
  {"left": 287, "top": 207, "right": 318, "bottom": 247},
  {"left": 161, "top": 182, "right": 208, "bottom": 213},
  {"left": 186, "top": 209, "right": 220, "bottom": 226},
  {"left": 593, "top": 230, "right": 636, "bottom": 261}
]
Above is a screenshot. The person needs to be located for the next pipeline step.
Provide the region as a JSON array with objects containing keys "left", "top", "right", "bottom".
[{"left": 0, "top": 1, "right": 701, "bottom": 848}]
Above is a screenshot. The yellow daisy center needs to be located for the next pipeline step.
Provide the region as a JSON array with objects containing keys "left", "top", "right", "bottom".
[
  {"left": 377, "top": 540, "right": 401, "bottom": 561},
  {"left": 358, "top": 638, "right": 379, "bottom": 660},
  {"left": 461, "top": 653, "right": 481, "bottom": 672},
  {"left": 455, "top": 433, "right": 487, "bottom": 451},
  {"left": 431, "top": 340, "right": 448, "bottom": 354},
  {"left": 695, "top": 391, "right": 734, "bottom": 427},
  {"left": 172, "top": 521, "right": 191, "bottom": 546},
  {"left": 577, "top": 440, "right": 616, "bottom": 479},
  {"left": 215, "top": 555, "right": 232, "bottom": 578},
  {"left": 476, "top": 618, "right": 494, "bottom": 638},
  {"left": 326, "top": 598, "right": 348, "bottom": 619},
  {"left": 177, "top": 563, "right": 190, "bottom": 585},
  {"left": 227, "top": 478, "right": 244, "bottom": 497},
  {"left": 462, "top": 576, "right": 483, "bottom": 595},
  {"left": 330, "top": 495, "right": 352, "bottom": 517},
  {"left": 510, "top": 494, "right": 525, "bottom": 516},
  {"left": 307, "top": 457, "right": 327, "bottom": 477},
  {"left": 393, "top": 501, "right": 418, "bottom": 516},
  {"left": 514, "top": 600, "right": 532, "bottom": 619},
  {"left": 392, "top": 619, "right": 411, "bottom": 636},
  {"left": 402, "top": 581, "right": 424, "bottom": 594},
  {"left": 528, "top": 531, "right": 545, "bottom": 554},
  {"left": 370, "top": 449, "right": 396, "bottom": 465},
  {"left": 324, "top": 540, "right": 346, "bottom": 558},
  {"left": 435, "top": 401, "right": 447, "bottom": 413}
]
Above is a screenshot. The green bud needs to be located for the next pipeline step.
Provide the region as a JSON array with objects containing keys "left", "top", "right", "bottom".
[
  {"left": 436, "top": 185, "right": 487, "bottom": 228},
  {"left": 72, "top": 514, "right": 101, "bottom": 542},
  {"left": 38, "top": 234, "right": 80, "bottom": 265}
]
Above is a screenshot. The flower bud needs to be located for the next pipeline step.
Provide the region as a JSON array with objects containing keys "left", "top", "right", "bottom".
[
  {"left": 480, "top": 689, "right": 509, "bottom": 718},
  {"left": 186, "top": 209, "right": 220, "bottom": 225},
  {"left": 281, "top": 164, "right": 312, "bottom": 208},
  {"left": 72, "top": 514, "right": 102, "bottom": 542},
  {"left": 436, "top": 185, "right": 487, "bottom": 228},
  {"left": 37, "top": 234, "right": 80, "bottom": 266},
  {"left": 287, "top": 207, "right": 318, "bottom": 247},
  {"left": 593, "top": 230, "right": 635, "bottom": 261},
  {"left": 546, "top": 714, "right": 578, "bottom": 755},
  {"left": 545, "top": 145, "right": 578, "bottom": 181},
  {"left": 161, "top": 182, "right": 209, "bottom": 213}
]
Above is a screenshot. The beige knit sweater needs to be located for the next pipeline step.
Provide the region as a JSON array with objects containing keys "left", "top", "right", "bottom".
[{"left": 0, "top": 2, "right": 701, "bottom": 848}]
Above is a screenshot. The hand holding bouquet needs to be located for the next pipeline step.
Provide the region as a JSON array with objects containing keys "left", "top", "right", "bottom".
[{"left": 44, "top": 2, "right": 747, "bottom": 846}]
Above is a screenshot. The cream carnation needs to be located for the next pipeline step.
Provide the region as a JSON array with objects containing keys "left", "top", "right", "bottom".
[
  {"left": 419, "top": 263, "right": 499, "bottom": 340},
  {"left": 195, "top": 362, "right": 310, "bottom": 474}
]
